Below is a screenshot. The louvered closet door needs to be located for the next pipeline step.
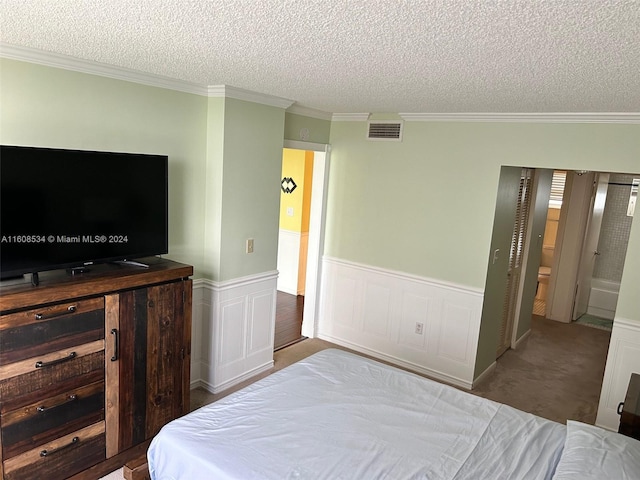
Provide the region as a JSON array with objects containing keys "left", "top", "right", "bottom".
[{"left": 497, "top": 168, "right": 533, "bottom": 358}]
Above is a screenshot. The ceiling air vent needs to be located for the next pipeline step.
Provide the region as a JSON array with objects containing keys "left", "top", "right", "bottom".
[{"left": 367, "top": 121, "right": 403, "bottom": 141}]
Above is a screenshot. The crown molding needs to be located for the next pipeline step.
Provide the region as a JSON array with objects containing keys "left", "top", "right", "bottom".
[
  {"left": 286, "top": 104, "right": 332, "bottom": 121},
  {"left": 1, "top": 43, "right": 294, "bottom": 108},
  {"left": 332, "top": 113, "right": 371, "bottom": 122},
  {"left": 399, "top": 112, "right": 640, "bottom": 124},
  {"left": 207, "top": 85, "right": 294, "bottom": 109},
  {"left": 0, "top": 42, "right": 209, "bottom": 96}
]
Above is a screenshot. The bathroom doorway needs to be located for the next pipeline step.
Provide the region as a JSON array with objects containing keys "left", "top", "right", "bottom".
[{"left": 537, "top": 170, "right": 636, "bottom": 326}]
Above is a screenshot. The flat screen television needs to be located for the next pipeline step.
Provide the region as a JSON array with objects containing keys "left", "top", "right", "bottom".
[{"left": 1, "top": 145, "right": 168, "bottom": 280}]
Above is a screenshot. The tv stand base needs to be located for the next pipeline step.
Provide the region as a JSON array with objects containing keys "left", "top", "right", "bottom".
[
  {"left": 67, "top": 266, "right": 91, "bottom": 275},
  {"left": 112, "top": 259, "right": 150, "bottom": 269}
]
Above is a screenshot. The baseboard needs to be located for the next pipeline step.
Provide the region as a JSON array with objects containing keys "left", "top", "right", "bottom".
[
  {"left": 192, "top": 360, "right": 274, "bottom": 394},
  {"left": 472, "top": 361, "right": 497, "bottom": 389},
  {"left": 513, "top": 328, "right": 531, "bottom": 350}
]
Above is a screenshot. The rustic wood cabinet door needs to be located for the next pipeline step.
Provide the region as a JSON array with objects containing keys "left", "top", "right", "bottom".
[{"left": 105, "top": 279, "right": 192, "bottom": 456}]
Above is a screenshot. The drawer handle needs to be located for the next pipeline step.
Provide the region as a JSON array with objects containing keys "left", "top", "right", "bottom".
[
  {"left": 35, "top": 351, "right": 77, "bottom": 368},
  {"left": 40, "top": 436, "right": 79, "bottom": 457},
  {"left": 37, "top": 394, "right": 78, "bottom": 413},
  {"left": 111, "top": 328, "right": 119, "bottom": 361},
  {"left": 35, "top": 305, "right": 77, "bottom": 320}
]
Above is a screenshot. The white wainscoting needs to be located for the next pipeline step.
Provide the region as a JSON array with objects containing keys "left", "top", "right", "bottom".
[
  {"left": 191, "top": 271, "right": 277, "bottom": 393},
  {"left": 318, "top": 257, "right": 484, "bottom": 389},
  {"left": 276, "top": 229, "right": 300, "bottom": 295},
  {"left": 596, "top": 318, "right": 640, "bottom": 430}
]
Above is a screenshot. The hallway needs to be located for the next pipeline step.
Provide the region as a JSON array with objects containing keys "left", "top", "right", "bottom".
[
  {"left": 273, "top": 291, "right": 305, "bottom": 351},
  {"left": 473, "top": 314, "right": 611, "bottom": 424}
]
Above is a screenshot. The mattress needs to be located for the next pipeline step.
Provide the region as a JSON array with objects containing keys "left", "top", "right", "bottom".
[{"left": 148, "top": 349, "right": 566, "bottom": 479}]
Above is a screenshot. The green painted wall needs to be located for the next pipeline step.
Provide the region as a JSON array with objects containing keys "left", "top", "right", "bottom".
[
  {"left": 0, "top": 60, "right": 288, "bottom": 283},
  {"left": 0, "top": 58, "right": 208, "bottom": 275},
  {"left": 618, "top": 211, "right": 640, "bottom": 321},
  {"left": 202, "top": 97, "right": 225, "bottom": 279},
  {"left": 284, "top": 112, "right": 331, "bottom": 144},
  {"left": 327, "top": 121, "right": 500, "bottom": 287},
  {"left": 328, "top": 120, "right": 640, "bottom": 376},
  {"left": 4, "top": 57, "right": 640, "bottom": 376},
  {"left": 217, "top": 98, "right": 285, "bottom": 281},
  {"left": 327, "top": 121, "right": 640, "bottom": 288}
]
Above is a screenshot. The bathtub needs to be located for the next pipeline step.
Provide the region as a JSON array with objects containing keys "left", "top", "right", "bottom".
[{"left": 587, "top": 278, "right": 620, "bottom": 320}]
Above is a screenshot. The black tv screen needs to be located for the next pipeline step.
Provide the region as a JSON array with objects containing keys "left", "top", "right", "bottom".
[{"left": 1, "top": 145, "right": 168, "bottom": 279}]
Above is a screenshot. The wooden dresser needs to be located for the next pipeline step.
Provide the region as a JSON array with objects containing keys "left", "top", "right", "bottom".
[
  {"left": 0, "top": 258, "right": 193, "bottom": 480},
  {"left": 618, "top": 372, "right": 640, "bottom": 441}
]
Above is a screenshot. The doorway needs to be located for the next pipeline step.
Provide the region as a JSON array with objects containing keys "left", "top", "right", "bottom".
[
  {"left": 542, "top": 171, "right": 636, "bottom": 327},
  {"left": 274, "top": 141, "right": 330, "bottom": 349},
  {"left": 533, "top": 170, "right": 565, "bottom": 317},
  {"left": 489, "top": 168, "right": 636, "bottom": 357}
]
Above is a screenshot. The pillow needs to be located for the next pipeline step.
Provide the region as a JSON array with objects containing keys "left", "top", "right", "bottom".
[{"left": 553, "top": 420, "right": 640, "bottom": 479}]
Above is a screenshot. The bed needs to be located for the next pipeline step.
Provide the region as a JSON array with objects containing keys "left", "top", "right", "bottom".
[{"left": 148, "top": 349, "right": 640, "bottom": 479}]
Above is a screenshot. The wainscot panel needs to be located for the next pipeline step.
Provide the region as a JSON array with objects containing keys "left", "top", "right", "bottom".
[
  {"left": 596, "top": 318, "right": 640, "bottom": 430},
  {"left": 318, "top": 257, "right": 484, "bottom": 389},
  {"left": 191, "top": 272, "right": 277, "bottom": 393}
]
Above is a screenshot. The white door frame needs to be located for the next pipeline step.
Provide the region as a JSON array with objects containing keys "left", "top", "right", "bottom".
[{"left": 283, "top": 140, "right": 331, "bottom": 338}]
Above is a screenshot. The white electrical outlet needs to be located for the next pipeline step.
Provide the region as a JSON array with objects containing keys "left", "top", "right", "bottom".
[
  {"left": 246, "top": 238, "right": 254, "bottom": 254},
  {"left": 415, "top": 322, "right": 424, "bottom": 335}
]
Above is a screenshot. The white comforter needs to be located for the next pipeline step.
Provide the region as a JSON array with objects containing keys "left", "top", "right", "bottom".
[{"left": 148, "top": 349, "right": 566, "bottom": 479}]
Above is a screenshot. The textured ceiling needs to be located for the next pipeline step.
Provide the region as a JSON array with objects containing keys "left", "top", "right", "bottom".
[{"left": 1, "top": 0, "right": 639, "bottom": 114}]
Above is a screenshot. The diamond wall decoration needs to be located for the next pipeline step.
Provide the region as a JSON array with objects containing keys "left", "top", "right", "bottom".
[{"left": 281, "top": 177, "right": 297, "bottom": 194}]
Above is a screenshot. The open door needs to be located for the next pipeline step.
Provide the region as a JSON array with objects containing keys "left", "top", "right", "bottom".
[
  {"left": 572, "top": 173, "right": 609, "bottom": 320},
  {"left": 281, "top": 140, "right": 331, "bottom": 340}
]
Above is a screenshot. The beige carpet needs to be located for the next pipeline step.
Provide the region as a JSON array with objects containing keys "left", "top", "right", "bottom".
[{"left": 472, "top": 315, "right": 610, "bottom": 424}]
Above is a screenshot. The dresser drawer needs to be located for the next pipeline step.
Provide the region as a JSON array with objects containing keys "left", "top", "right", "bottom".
[
  {"left": 0, "top": 297, "right": 104, "bottom": 366},
  {"left": 1, "top": 380, "right": 105, "bottom": 459},
  {"left": 2, "top": 422, "right": 106, "bottom": 480},
  {"left": 0, "top": 342, "right": 104, "bottom": 413},
  {"left": 618, "top": 373, "right": 640, "bottom": 440}
]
